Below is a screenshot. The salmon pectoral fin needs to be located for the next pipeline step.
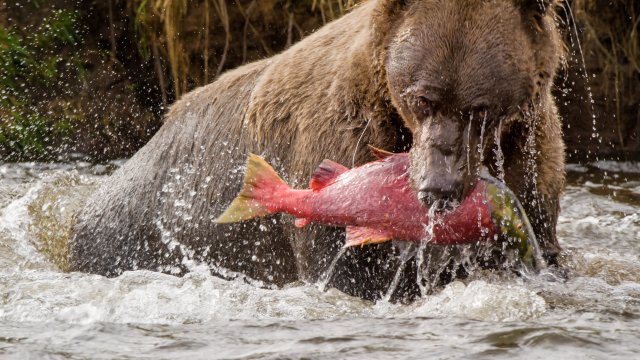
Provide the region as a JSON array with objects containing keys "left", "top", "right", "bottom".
[
  {"left": 294, "top": 218, "right": 311, "bottom": 228},
  {"left": 309, "top": 159, "right": 349, "bottom": 191},
  {"left": 344, "top": 226, "right": 394, "bottom": 247},
  {"left": 367, "top": 145, "right": 395, "bottom": 159}
]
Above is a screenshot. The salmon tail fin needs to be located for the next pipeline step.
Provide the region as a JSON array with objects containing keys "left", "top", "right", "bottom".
[{"left": 215, "top": 154, "right": 288, "bottom": 224}]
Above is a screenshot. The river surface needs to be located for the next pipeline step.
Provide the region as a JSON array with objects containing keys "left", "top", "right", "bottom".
[{"left": 0, "top": 160, "right": 639, "bottom": 359}]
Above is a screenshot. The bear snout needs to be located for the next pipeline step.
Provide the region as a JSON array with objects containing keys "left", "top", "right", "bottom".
[{"left": 417, "top": 176, "right": 464, "bottom": 213}]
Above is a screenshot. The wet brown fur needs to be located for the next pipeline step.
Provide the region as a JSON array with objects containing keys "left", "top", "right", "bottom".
[{"left": 70, "top": 0, "right": 565, "bottom": 300}]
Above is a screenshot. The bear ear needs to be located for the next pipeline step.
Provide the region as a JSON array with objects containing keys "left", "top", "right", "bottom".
[
  {"left": 383, "top": 0, "right": 411, "bottom": 5},
  {"left": 514, "top": 0, "right": 555, "bottom": 18},
  {"left": 378, "top": 0, "right": 412, "bottom": 11}
]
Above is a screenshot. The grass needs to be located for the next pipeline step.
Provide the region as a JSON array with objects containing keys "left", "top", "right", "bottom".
[
  {"left": 1, "top": 0, "right": 637, "bottom": 161},
  {"left": 0, "top": 9, "right": 83, "bottom": 161},
  {"left": 128, "top": 0, "right": 361, "bottom": 98},
  {"left": 569, "top": 0, "right": 640, "bottom": 149}
]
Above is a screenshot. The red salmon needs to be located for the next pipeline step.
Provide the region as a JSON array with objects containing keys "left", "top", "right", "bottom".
[{"left": 215, "top": 148, "right": 532, "bottom": 253}]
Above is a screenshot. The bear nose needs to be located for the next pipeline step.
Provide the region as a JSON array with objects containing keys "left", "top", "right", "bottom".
[{"left": 417, "top": 179, "right": 464, "bottom": 211}]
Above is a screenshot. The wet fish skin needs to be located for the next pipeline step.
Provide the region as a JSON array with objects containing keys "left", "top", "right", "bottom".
[{"left": 215, "top": 150, "right": 497, "bottom": 247}]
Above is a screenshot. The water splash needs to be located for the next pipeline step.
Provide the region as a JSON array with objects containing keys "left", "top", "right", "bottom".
[
  {"left": 524, "top": 108, "right": 541, "bottom": 213},
  {"left": 382, "top": 243, "right": 415, "bottom": 302},
  {"left": 415, "top": 203, "right": 440, "bottom": 297},
  {"left": 0, "top": 183, "right": 51, "bottom": 270},
  {"left": 317, "top": 246, "right": 347, "bottom": 292},
  {"left": 154, "top": 163, "right": 208, "bottom": 274},
  {"left": 493, "top": 118, "right": 505, "bottom": 182},
  {"left": 478, "top": 112, "right": 488, "bottom": 165},
  {"left": 410, "top": 280, "right": 546, "bottom": 321},
  {"left": 3, "top": 161, "right": 640, "bottom": 360},
  {"left": 466, "top": 113, "right": 473, "bottom": 176},
  {"left": 426, "top": 245, "right": 453, "bottom": 292},
  {"left": 561, "top": 2, "right": 601, "bottom": 154}
]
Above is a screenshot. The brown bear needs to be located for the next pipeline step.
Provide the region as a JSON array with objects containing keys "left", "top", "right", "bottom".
[{"left": 69, "top": 0, "right": 565, "bottom": 301}]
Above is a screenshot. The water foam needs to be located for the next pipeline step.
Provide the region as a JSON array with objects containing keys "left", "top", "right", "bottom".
[
  {"left": 0, "top": 183, "right": 52, "bottom": 271},
  {"left": 0, "top": 268, "right": 549, "bottom": 325},
  {"left": 1, "top": 163, "right": 638, "bottom": 330},
  {"left": 402, "top": 281, "right": 546, "bottom": 322}
]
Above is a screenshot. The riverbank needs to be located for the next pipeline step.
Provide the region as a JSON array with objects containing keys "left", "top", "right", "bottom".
[{"left": 1, "top": 0, "right": 638, "bottom": 161}]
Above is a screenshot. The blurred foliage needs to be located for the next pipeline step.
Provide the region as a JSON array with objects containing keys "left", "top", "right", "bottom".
[
  {"left": 126, "top": 0, "right": 359, "bottom": 98},
  {"left": 0, "top": 0, "right": 638, "bottom": 161},
  {"left": 121, "top": 0, "right": 640, "bottom": 158},
  {"left": 0, "top": 9, "right": 83, "bottom": 161},
  {"left": 571, "top": 0, "right": 640, "bottom": 152}
]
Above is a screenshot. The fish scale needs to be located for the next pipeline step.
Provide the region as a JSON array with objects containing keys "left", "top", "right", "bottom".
[{"left": 216, "top": 147, "right": 539, "bottom": 271}]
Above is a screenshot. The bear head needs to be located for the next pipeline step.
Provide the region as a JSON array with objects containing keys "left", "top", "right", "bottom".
[{"left": 382, "top": 0, "right": 563, "bottom": 211}]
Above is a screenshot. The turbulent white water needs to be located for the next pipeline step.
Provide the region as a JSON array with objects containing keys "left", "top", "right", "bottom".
[{"left": 1, "top": 161, "right": 640, "bottom": 359}]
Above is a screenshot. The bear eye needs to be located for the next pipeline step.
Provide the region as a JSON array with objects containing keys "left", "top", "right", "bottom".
[
  {"left": 415, "top": 96, "right": 433, "bottom": 117},
  {"left": 467, "top": 107, "right": 489, "bottom": 121},
  {"left": 475, "top": 107, "right": 489, "bottom": 120}
]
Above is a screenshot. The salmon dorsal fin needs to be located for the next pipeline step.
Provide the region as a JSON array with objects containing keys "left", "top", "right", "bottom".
[
  {"left": 367, "top": 145, "right": 395, "bottom": 159},
  {"left": 344, "top": 226, "right": 394, "bottom": 247},
  {"left": 309, "top": 159, "right": 349, "bottom": 191}
]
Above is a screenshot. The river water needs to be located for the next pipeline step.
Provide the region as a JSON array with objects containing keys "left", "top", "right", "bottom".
[{"left": 0, "top": 160, "right": 639, "bottom": 359}]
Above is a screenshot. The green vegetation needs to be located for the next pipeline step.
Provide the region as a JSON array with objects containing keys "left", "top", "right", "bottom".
[
  {"left": 0, "top": 9, "right": 83, "bottom": 160},
  {"left": 0, "top": 0, "right": 638, "bottom": 161},
  {"left": 572, "top": 0, "right": 639, "bottom": 150},
  {"left": 127, "top": 0, "right": 359, "bottom": 98}
]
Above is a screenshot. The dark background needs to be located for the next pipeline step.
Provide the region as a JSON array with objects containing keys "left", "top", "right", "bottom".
[{"left": 1, "top": 0, "right": 638, "bottom": 162}]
